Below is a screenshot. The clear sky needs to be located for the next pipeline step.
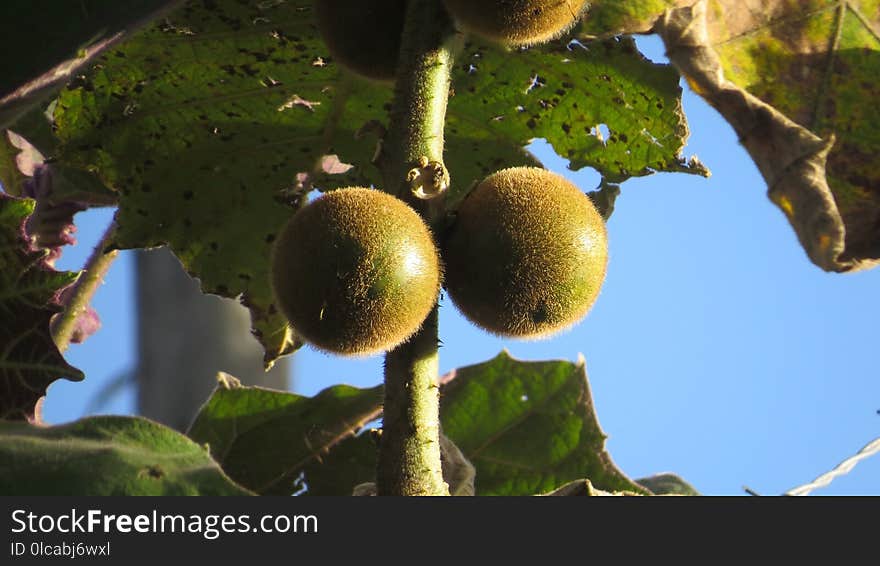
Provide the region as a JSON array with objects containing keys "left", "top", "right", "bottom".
[{"left": 42, "top": 36, "right": 880, "bottom": 496}]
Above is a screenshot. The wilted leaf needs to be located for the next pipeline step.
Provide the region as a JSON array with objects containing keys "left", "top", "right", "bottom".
[
  {"left": 24, "top": 0, "right": 702, "bottom": 365},
  {"left": 187, "top": 372, "right": 383, "bottom": 495},
  {"left": 586, "top": 0, "right": 880, "bottom": 271},
  {"left": 440, "top": 351, "right": 648, "bottom": 496},
  {"left": 541, "top": 478, "right": 642, "bottom": 496},
  {"left": 0, "top": 0, "right": 181, "bottom": 128},
  {"left": 0, "top": 416, "right": 251, "bottom": 495},
  {"left": 636, "top": 472, "right": 700, "bottom": 495},
  {"left": 0, "top": 194, "right": 82, "bottom": 422},
  {"left": 582, "top": 1, "right": 880, "bottom": 270}
]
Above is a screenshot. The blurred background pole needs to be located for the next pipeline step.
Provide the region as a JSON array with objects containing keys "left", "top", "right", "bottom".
[{"left": 135, "top": 247, "right": 289, "bottom": 431}]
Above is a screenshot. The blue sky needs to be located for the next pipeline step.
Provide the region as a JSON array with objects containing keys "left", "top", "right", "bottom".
[{"left": 43, "top": 36, "right": 880, "bottom": 496}]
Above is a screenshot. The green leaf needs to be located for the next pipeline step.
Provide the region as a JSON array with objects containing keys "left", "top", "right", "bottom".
[
  {"left": 579, "top": 0, "right": 679, "bottom": 36},
  {"left": 47, "top": 1, "right": 384, "bottom": 364},
  {"left": 0, "top": 194, "right": 82, "bottom": 422},
  {"left": 0, "top": 415, "right": 251, "bottom": 495},
  {"left": 636, "top": 473, "right": 700, "bottom": 495},
  {"left": 441, "top": 351, "right": 647, "bottom": 496},
  {"left": 0, "top": 0, "right": 179, "bottom": 129},
  {"left": 190, "top": 354, "right": 643, "bottom": 496},
  {"left": 446, "top": 35, "right": 707, "bottom": 203},
  {"left": 27, "top": 0, "right": 702, "bottom": 364},
  {"left": 302, "top": 433, "right": 379, "bottom": 496},
  {"left": 187, "top": 372, "right": 383, "bottom": 495}
]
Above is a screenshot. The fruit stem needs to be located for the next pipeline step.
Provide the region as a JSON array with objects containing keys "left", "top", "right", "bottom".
[
  {"left": 377, "top": 0, "right": 457, "bottom": 496},
  {"left": 381, "top": 0, "right": 458, "bottom": 212},
  {"left": 51, "top": 218, "right": 118, "bottom": 353}
]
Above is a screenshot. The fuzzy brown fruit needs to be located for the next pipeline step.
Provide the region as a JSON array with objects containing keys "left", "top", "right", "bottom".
[
  {"left": 442, "top": 167, "right": 608, "bottom": 338},
  {"left": 442, "top": 0, "right": 589, "bottom": 46},
  {"left": 271, "top": 188, "right": 441, "bottom": 356},
  {"left": 315, "top": 0, "right": 408, "bottom": 81}
]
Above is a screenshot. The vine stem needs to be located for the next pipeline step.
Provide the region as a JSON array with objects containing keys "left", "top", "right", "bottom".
[
  {"left": 51, "top": 220, "right": 118, "bottom": 353},
  {"left": 377, "top": 0, "right": 458, "bottom": 496}
]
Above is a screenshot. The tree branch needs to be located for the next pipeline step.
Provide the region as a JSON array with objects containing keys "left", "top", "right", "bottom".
[{"left": 377, "top": 0, "right": 457, "bottom": 496}]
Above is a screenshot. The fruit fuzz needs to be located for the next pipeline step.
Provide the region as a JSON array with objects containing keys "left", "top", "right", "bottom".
[
  {"left": 442, "top": 167, "right": 608, "bottom": 338},
  {"left": 442, "top": 0, "right": 589, "bottom": 46},
  {"left": 315, "top": 0, "right": 408, "bottom": 81},
  {"left": 271, "top": 188, "right": 441, "bottom": 356}
]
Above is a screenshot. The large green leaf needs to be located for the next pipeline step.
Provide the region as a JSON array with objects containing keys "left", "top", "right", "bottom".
[
  {"left": 0, "top": 0, "right": 180, "bottom": 129},
  {"left": 188, "top": 373, "right": 383, "bottom": 495},
  {"left": 188, "top": 353, "right": 645, "bottom": 496},
  {"left": 24, "top": 0, "right": 700, "bottom": 365},
  {"left": 0, "top": 194, "right": 82, "bottom": 422},
  {"left": 0, "top": 415, "right": 251, "bottom": 495},
  {"left": 440, "top": 351, "right": 647, "bottom": 495}
]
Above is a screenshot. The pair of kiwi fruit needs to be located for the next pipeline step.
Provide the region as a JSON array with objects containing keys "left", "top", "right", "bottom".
[
  {"left": 315, "top": 0, "right": 590, "bottom": 81},
  {"left": 270, "top": 167, "right": 608, "bottom": 356}
]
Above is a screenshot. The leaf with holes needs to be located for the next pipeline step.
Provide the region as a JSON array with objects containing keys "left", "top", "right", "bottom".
[
  {"left": 440, "top": 351, "right": 647, "bottom": 496},
  {"left": 0, "top": 416, "right": 251, "bottom": 495},
  {"left": 446, "top": 34, "right": 707, "bottom": 203},
  {"left": 21, "top": 0, "right": 705, "bottom": 365},
  {"left": 48, "top": 1, "right": 388, "bottom": 365},
  {"left": 187, "top": 373, "right": 383, "bottom": 495},
  {"left": 0, "top": 194, "right": 82, "bottom": 422}
]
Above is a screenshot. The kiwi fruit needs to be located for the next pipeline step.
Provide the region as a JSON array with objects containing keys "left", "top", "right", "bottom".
[
  {"left": 271, "top": 187, "right": 441, "bottom": 356},
  {"left": 442, "top": 0, "right": 588, "bottom": 46},
  {"left": 315, "top": 0, "right": 408, "bottom": 81},
  {"left": 442, "top": 167, "right": 608, "bottom": 338}
]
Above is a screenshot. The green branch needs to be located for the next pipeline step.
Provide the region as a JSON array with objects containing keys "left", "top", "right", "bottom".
[
  {"left": 377, "top": 0, "right": 457, "bottom": 496},
  {"left": 51, "top": 220, "right": 118, "bottom": 353}
]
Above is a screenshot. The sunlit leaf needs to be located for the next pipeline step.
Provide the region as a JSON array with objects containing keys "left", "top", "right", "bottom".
[
  {"left": 0, "top": 416, "right": 251, "bottom": 495},
  {"left": 23, "top": 0, "right": 701, "bottom": 364},
  {"left": 440, "top": 351, "right": 648, "bottom": 495}
]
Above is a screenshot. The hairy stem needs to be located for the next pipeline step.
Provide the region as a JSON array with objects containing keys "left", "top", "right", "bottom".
[
  {"left": 377, "top": 0, "right": 457, "bottom": 496},
  {"left": 51, "top": 220, "right": 118, "bottom": 353}
]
